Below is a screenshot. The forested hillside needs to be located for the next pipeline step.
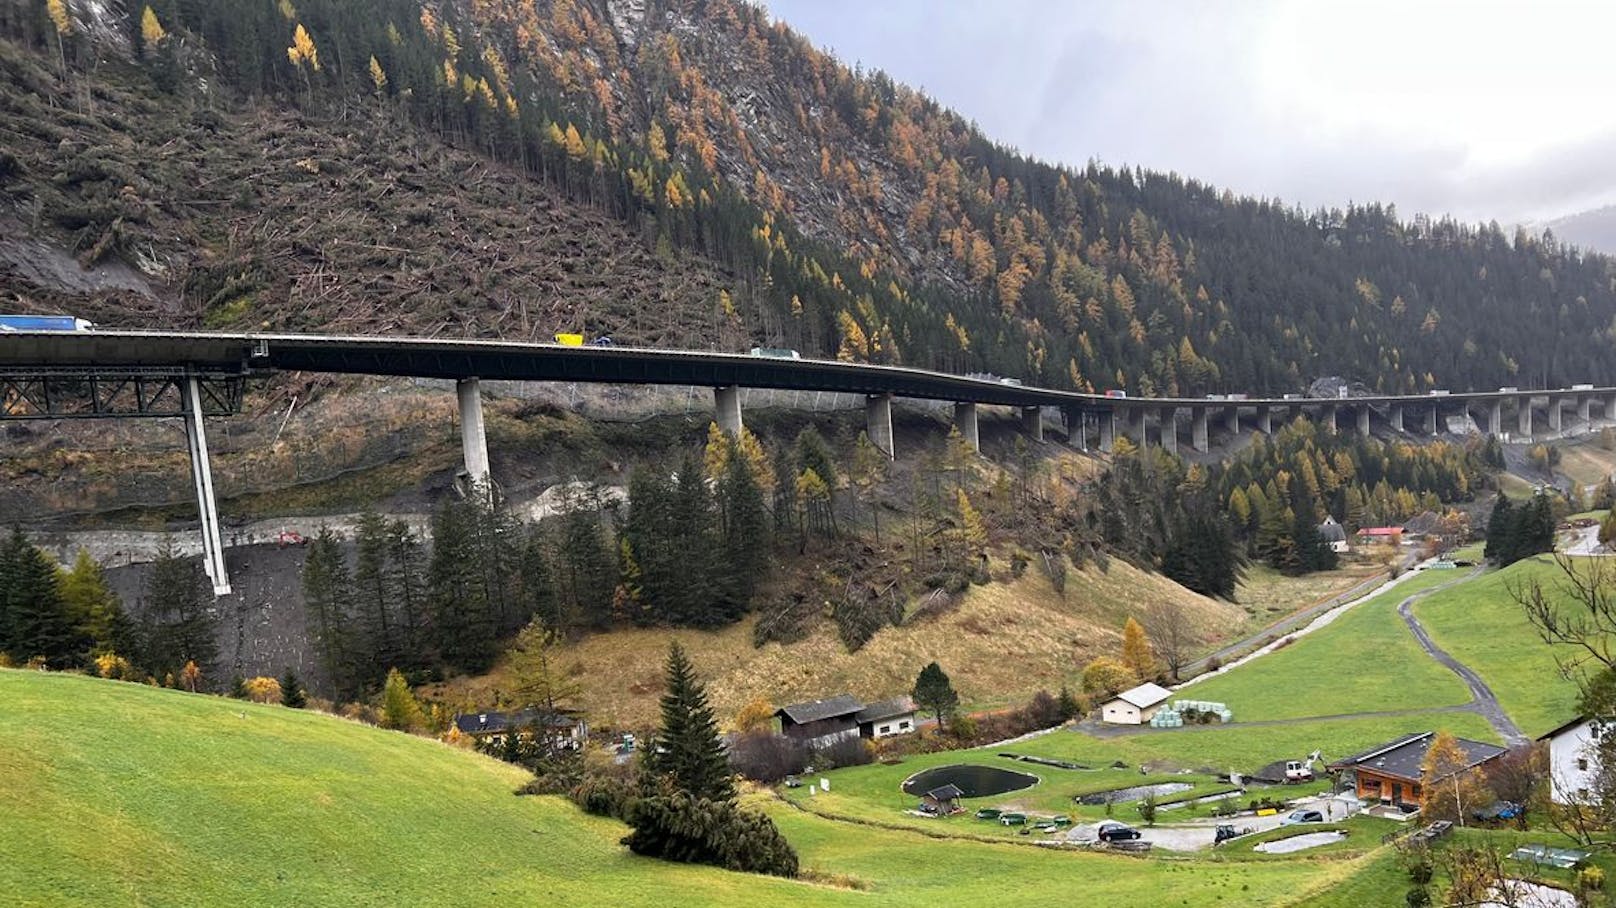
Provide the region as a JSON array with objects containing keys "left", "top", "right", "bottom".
[{"left": 6, "top": 0, "right": 1616, "bottom": 397}]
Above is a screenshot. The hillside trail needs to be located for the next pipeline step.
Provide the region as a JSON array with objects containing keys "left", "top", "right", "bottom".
[{"left": 1395, "top": 569, "right": 1528, "bottom": 745}]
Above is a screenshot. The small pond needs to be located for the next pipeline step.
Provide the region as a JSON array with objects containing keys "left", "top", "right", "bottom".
[
  {"left": 901, "top": 764, "right": 1040, "bottom": 798},
  {"left": 1075, "top": 782, "right": 1194, "bottom": 805}
]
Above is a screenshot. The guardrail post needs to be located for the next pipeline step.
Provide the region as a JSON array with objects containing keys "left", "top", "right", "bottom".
[
  {"left": 866, "top": 393, "right": 895, "bottom": 459},
  {"left": 457, "top": 378, "right": 491, "bottom": 489},
  {"left": 714, "top": 385, "right": 743, "bottom": 436},
  {"left": 1020, "top": 406, "right": 1044, "bottom": 443},
  {"left": 183, "top": 375, "right": 231, "bottom": 596},
  {"left": 953, "top": 401, "right": 979, "bottom": 453}
]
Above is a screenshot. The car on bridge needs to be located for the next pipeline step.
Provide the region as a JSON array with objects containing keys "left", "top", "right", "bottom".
[{"left": 749, "top": 347, "right": 801, "bottom": 359}]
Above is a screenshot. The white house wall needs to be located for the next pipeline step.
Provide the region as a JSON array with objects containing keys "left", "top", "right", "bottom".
[{"left": 1548, "top": 720, "right": 1601, "bottom": 805}]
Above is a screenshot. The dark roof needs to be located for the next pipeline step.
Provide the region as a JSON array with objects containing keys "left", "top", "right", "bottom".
[
  {"left": 856, "top": 696, "right": 916, "bottom": 723},
  {"left": 1318, "top": 517, "right": 1347, "bottom": 543},
  {"left": 776, "top": 694, "right": 864, "bottom": 725},
  {"left": 454, "top": 708, "right": 582, "bottom": 736},
  {"left": 1328, "top": 732, "right": 1506, "bottom": 783},
  {"left": 1538, "top": 716, "right": 1593, "bottom": 742},
  {"left": 927, "top": 784, "right": 965, "bottom": 800}
]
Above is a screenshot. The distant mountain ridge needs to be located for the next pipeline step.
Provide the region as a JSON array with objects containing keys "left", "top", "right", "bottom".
[
  {"left": 4, "top": 0, "right": 1616, "bottom": 396},
  {"left": 1541, "top": 204, "right": 1616, "bottom": 256}
]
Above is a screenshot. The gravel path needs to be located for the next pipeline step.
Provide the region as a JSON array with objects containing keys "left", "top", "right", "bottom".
[{"left": 1396, "top": 568, "right": 1528, "bottom": 745}]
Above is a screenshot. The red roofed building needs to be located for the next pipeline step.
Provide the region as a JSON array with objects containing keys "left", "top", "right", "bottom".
[{"left": 1356, "top": 526, "right": 1404, "bottom": 544}]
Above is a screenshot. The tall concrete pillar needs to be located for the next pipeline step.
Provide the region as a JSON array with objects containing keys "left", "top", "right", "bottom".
[
  {"left": 1192, "top": 407, "right": 1210, "bottom": 452},
  {"left": 1579, "top": 396, "right": 1593, "bottom": 425},
  {"left": 1550, "top": 397, "right": 1564, "bottom": 433},
  {"left": 1099, "top": 409, "right": 1116, "bottom": 453},
  {"left": 714, "top": 385, "right": 743, "bottom": 436},
  {"left": 1021, "top": 406, "right": 1044, "bottom": 443},
  {"left": 953, "top": 401, "right": 980, "bottom": 453},
  {"left": 184, "top": 375, "right": 231, "bottom": 597},
  {"left": 1356, "top": 406, "right": 1370, "bottom": 437},
  {"left": 866, "top": 393, "right": 895, "bottom": 459},
  {"left": 457, "top": 378, "right": 491, "bottom": 491},
  {"left": 1518, "top": 396, "right": 1533, "bottom": 438},
  {"left": 1488, "top": 400, "right": 1503, "bottom": 436},
  {"left": 1390, "top": 404, "right": 1404, "bottom": 434},
  {"left": 1062, "top": 406, "right": 1087, "bottom": 451},
  {"left": 1225, "top": 406, "right": 1239, "bottom": 435},
  {"left": 1324, "top": 404, "right": 1339, "bottom": 434},
  {"left": 1425, "top": 404, "right": 1438, "bottom": 436},
  {"left": 1608, "top": 394, "right": 1616, "bottom": 423},
  {"left": 1124, "top": 407, "right": 1146, "bottom": 445},
  {"left": 1258, "top": 405, "right": 1274, "bottom": 435},
  {"left": 1159, "top": 407, "right": 1178, "bottom": 454}
]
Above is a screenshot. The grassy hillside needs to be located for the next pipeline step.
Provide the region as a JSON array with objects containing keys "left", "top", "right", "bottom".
[
  {"left": 1, "top": 670, "right": 1342, "bottom": 907},
  {"left": 429, "top": 557, "right": 1245, "bottom": 728},
  {"left": 1413, "top": 556, "right": 1585, "bottom": 737}
]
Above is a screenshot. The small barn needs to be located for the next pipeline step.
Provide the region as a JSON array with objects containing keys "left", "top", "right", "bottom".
[
  {"left": 454, "top": 708, "right": 588, "bottom": 749},
  {"left": 1318, "top": 516, "right": 1350, "bottom": 553},
  {"left": 776, "top": 695, "right": 865, "bottom": 749},
  {"left": 922, "top": 784, "right": 964, "bottom": 814},
  {"left": 1100, "top": 683, "right": 1173, "bottom": 726},
  {"left": 1328, "top": 731, "right": 1505, "bottom": 810},
  {"left": 856, "top": 696, "right": 918, "bottom": 739}
]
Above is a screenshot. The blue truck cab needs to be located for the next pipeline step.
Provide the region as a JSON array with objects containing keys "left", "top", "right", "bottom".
[{"left": 0, "top": 315, "right": 95, "bottom": 332}]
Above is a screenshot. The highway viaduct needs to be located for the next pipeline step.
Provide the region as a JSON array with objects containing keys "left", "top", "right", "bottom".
[{"left": 4, "top": 329, "right": 1614, "bottom": 595}]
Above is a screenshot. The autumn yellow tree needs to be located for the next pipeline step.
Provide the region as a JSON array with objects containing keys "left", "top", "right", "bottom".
[
  {"left": 1121, "top": 617, "right": 1157, "bottom": 681},
  {"left": 367, "top": 55, "right": 388, "bottom": 94},
  {"left": 732, "top": 695, "right": 775, "bottom": 733},
  {"left": 244, "top": 676, "right": 283, "bottom": 704},
  {"left": 1081, "top": 656, "right": 1132, "bottom": 698},
  {"left": 1420, "top": 730, "right": 1494, "bottom": 824},
  {"left": 180, "top": 660, "right": 202, "bottom": 693},
  {"left": 46, "top": 0, "right": 71, "bottom": 75},
  {"left": 139, "top": 6, "right": 166, "bottom": 55},
  {"left": 956, "top": 488, "right": 986, "bottom": 558},
  {"left": 286, "top": 23, "right": 320, "bottom": 72}
]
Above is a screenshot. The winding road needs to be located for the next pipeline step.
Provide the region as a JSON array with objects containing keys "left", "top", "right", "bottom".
[{"left": 1395, "top": 568, "right": 1528, "bottom": 745}]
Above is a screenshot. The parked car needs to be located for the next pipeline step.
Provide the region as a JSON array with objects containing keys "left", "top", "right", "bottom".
[
  {"left": 1281, "top": 810, "right": 1325, "bottom": 826},
  {"left": 1096, "top": 820, "right": 1141, "bottom": 842},
  {"left": 275, "top": 530, "right": 307, "bottom": 547}
]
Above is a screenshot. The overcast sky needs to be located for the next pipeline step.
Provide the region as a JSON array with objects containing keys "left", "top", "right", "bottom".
[{"left": 765, "top": 0, "right": 1616, "bottom": 226}]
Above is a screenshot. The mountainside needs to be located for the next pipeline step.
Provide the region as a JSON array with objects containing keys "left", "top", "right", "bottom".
[
  {"left": 1543, "top": 203, "right": 1616, "bottom": 257},
  {"left": 6, "top": 0, "right": 1616, "bottom": 397}
]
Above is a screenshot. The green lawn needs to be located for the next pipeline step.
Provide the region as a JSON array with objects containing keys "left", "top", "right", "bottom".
[
  {"left": 1413, "top": 556, "right": 1586, "bottom": 737},
  {"left": 1185, "top": 567, "right": 1474, "bottom": 721},
  {"left": 0, "top": 670, "right": 1345, "bottom": 908}
]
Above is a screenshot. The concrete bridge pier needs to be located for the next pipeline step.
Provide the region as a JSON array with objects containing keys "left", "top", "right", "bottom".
[
  {"left": 1159, "top": 407, "right": 1178, "bottom": 455},
  {"left": 1192, "top": 407, "right": 1210, "bottom": 452},
  {"left": 1390, "top": 404, "right": 1404, "bottom": 433},
  {"left": 1608, "top": 394, "right": 1616, "bottom": 423},
  {"left": 1488, "top": 399, "right": 1503, "bottom": 436},
  {"left": 1550, "top": 397, "right": 1564, "bottom": 433},
  {"left": 866, "top": 393, "right": 895, "bottom": 459},
  {"left": 1424, "top": 404, "right": 1439, "bottom": 436},
  {"left": 1224, "top": 406, "right": 1239, "bottom": 436},
  {"left": 1257, "top": 405, "right": 1273, "bottom": 435},
  {"left": 1324, "top": 403, "right": 1339, "bottom": 434},
  {"left": 1099, "top": 409, "right": 1116, "bottom": 453},
  {"left": 1518, "top": 396, "right": 1533, "bottom": 438},
  {"left": 183, "top": 375, "right": 231, "bottom": 597},
  {"left": 1021, "top": 406, "right": 1045, "bottom": 443},
  {"left": 954, "top": 401, "right": 980, "bottom": 453},
  {"left": 1356, "top": 406, "right": 1371, "bottom": 437},
  {"left": 714, "top": 385, "right": 744, "bottom": 436},
  {"left": 1579, "top": 396, "right": 1593, "bottom": 426},
  {"left": 457, "top": 378, "right": 491, "bottom": 490},
  {"left": 1062, "top": 406, "right": 1087, "bottom": 451}
]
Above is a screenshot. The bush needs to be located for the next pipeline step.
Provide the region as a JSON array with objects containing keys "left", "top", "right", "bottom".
[
  {"left": 1580, "top": 867, "right": 1605, "bottom": 893},
  {"left": 622, "top": 793, "right": 798, "bottom": 878},
  {"left": 729, "top": 731, "right": 808, "bottom": 782},
  {"left": 814, "top": 735, "right": 874, "bottom": 770},
  {"left": 948, "top": 713, "right": 979, "bottom": 741}
]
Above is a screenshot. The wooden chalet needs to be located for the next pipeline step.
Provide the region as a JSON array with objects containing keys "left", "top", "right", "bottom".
[{"left": 1328, "top": 732, "right": 1505, "bottom": 811}]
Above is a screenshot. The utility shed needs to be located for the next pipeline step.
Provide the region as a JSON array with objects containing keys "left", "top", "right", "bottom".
[
  {"left": 776, "top": 695, "right": 864, "bottom": 748},
  {"left": 1100, "top": 683, "right": 1173, "bottom": 725},
  {"left": 855, "top": 696, "right": 917, "bottom": 739}
]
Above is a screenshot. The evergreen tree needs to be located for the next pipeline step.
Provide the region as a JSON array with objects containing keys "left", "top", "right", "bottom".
[
  {"left": 428, "top": 498, "right": 495, "bottom": 672},
  {"left": 303, "top": 526, "right": 360, "bottom": 698},
  {"left": 911, "top": 661, "right": 960, "bottom": 728},
  {"left": 643, "top": 642, "right": 734, "bottom": 803},
  {"left": 0, "top": 528, "right": 79, "bottom": 667},
  {"left": 280, "top": 667, "right": 307, "bottom": 708},
  {"left": 517, "top": 527, "right": 559, "bottom": 630},
  {"left": 385, "top": 519, "right": 426, "bottom": 668},
  {"left": 554, "top": 496, "right": 618, "bottom": 632},
  {"left": 717, "top": 450, "right": 770, "bottom": 604},
  {"left": 1484, "top": 496, "right": 1514, "bottom": 564},
  {"left": 59, "top": 549, "right": 131, "bottom": 658},
  {"left": 1291, "top": 510, "right": 1339, "bottom": 575},
  {"left": 140, "top": 537, "right": 214, "bottom": 678},
  {"left": 352, "top": 510, "right": 396, "bottom": 683},
  {"left": 380, "top": 666, "right": 424, "bottom": 731}
]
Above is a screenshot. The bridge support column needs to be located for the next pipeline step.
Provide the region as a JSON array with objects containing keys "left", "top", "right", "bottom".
[
  {"left": 1608, "top": 394, "right": 1616, "bottom": 423},
  {"left": 183, "top": 375, "right": 231, "bottom": 597},
  {"left": 1192, "top": 407, "right": 1210, "bottom": 452},
  {"left": 1127, "top": 407, "right": 1147, "bottom": 446},
  {"left": 866, "top": 393, "right": 895, "bottom": 459},
  {"left": 1356, "top": 406, "right": 1371, "bottom": 437},
  {"left": 1579, "top": 396, "right": 1593, "bottom": 425},
  {"left": 1324, "top": 404, "right": 1339, "bottom": 434},
  {"left": 1518, "top": 396, "right": 1533, "bottom": 438},
  {"left": 1488, "top": 400, "right": 1503, "bottom": 436},
  {"left": 1258, "top": 405, "right": 1273, "bottom": 435},
  {"left": 953, "top": 401, "right": 980, "bottom": 453},
  {"left": 1063, "top": 406, "right": 1087, "bottom": 451},
  {"left": 456, "top": 378, "right": 491, "bottom": 492},
  {"left": 1099, "top": 409, "right": 1115, "bottom": 453},
  {"left": 1159, "top": 407, "right": 1177, "bottom": 455},
  {"left": 1390, "top": 404, "right": 1404, "bottom": 434},
  {"left": 714, "top": 385, "right": 743, "bottom": 436},
  {"left": 1550, "top": 397, "right": 1564, "bottom": 433},
  {"left": 1425, "top": 404, "right": 1439, "bottom": 436},
  {"left": 1224, "top": 406, "right": 1239, "bottom": 435},
  {"left": 1021, "top": 406, "right": 1044, "bottom": 443}
]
